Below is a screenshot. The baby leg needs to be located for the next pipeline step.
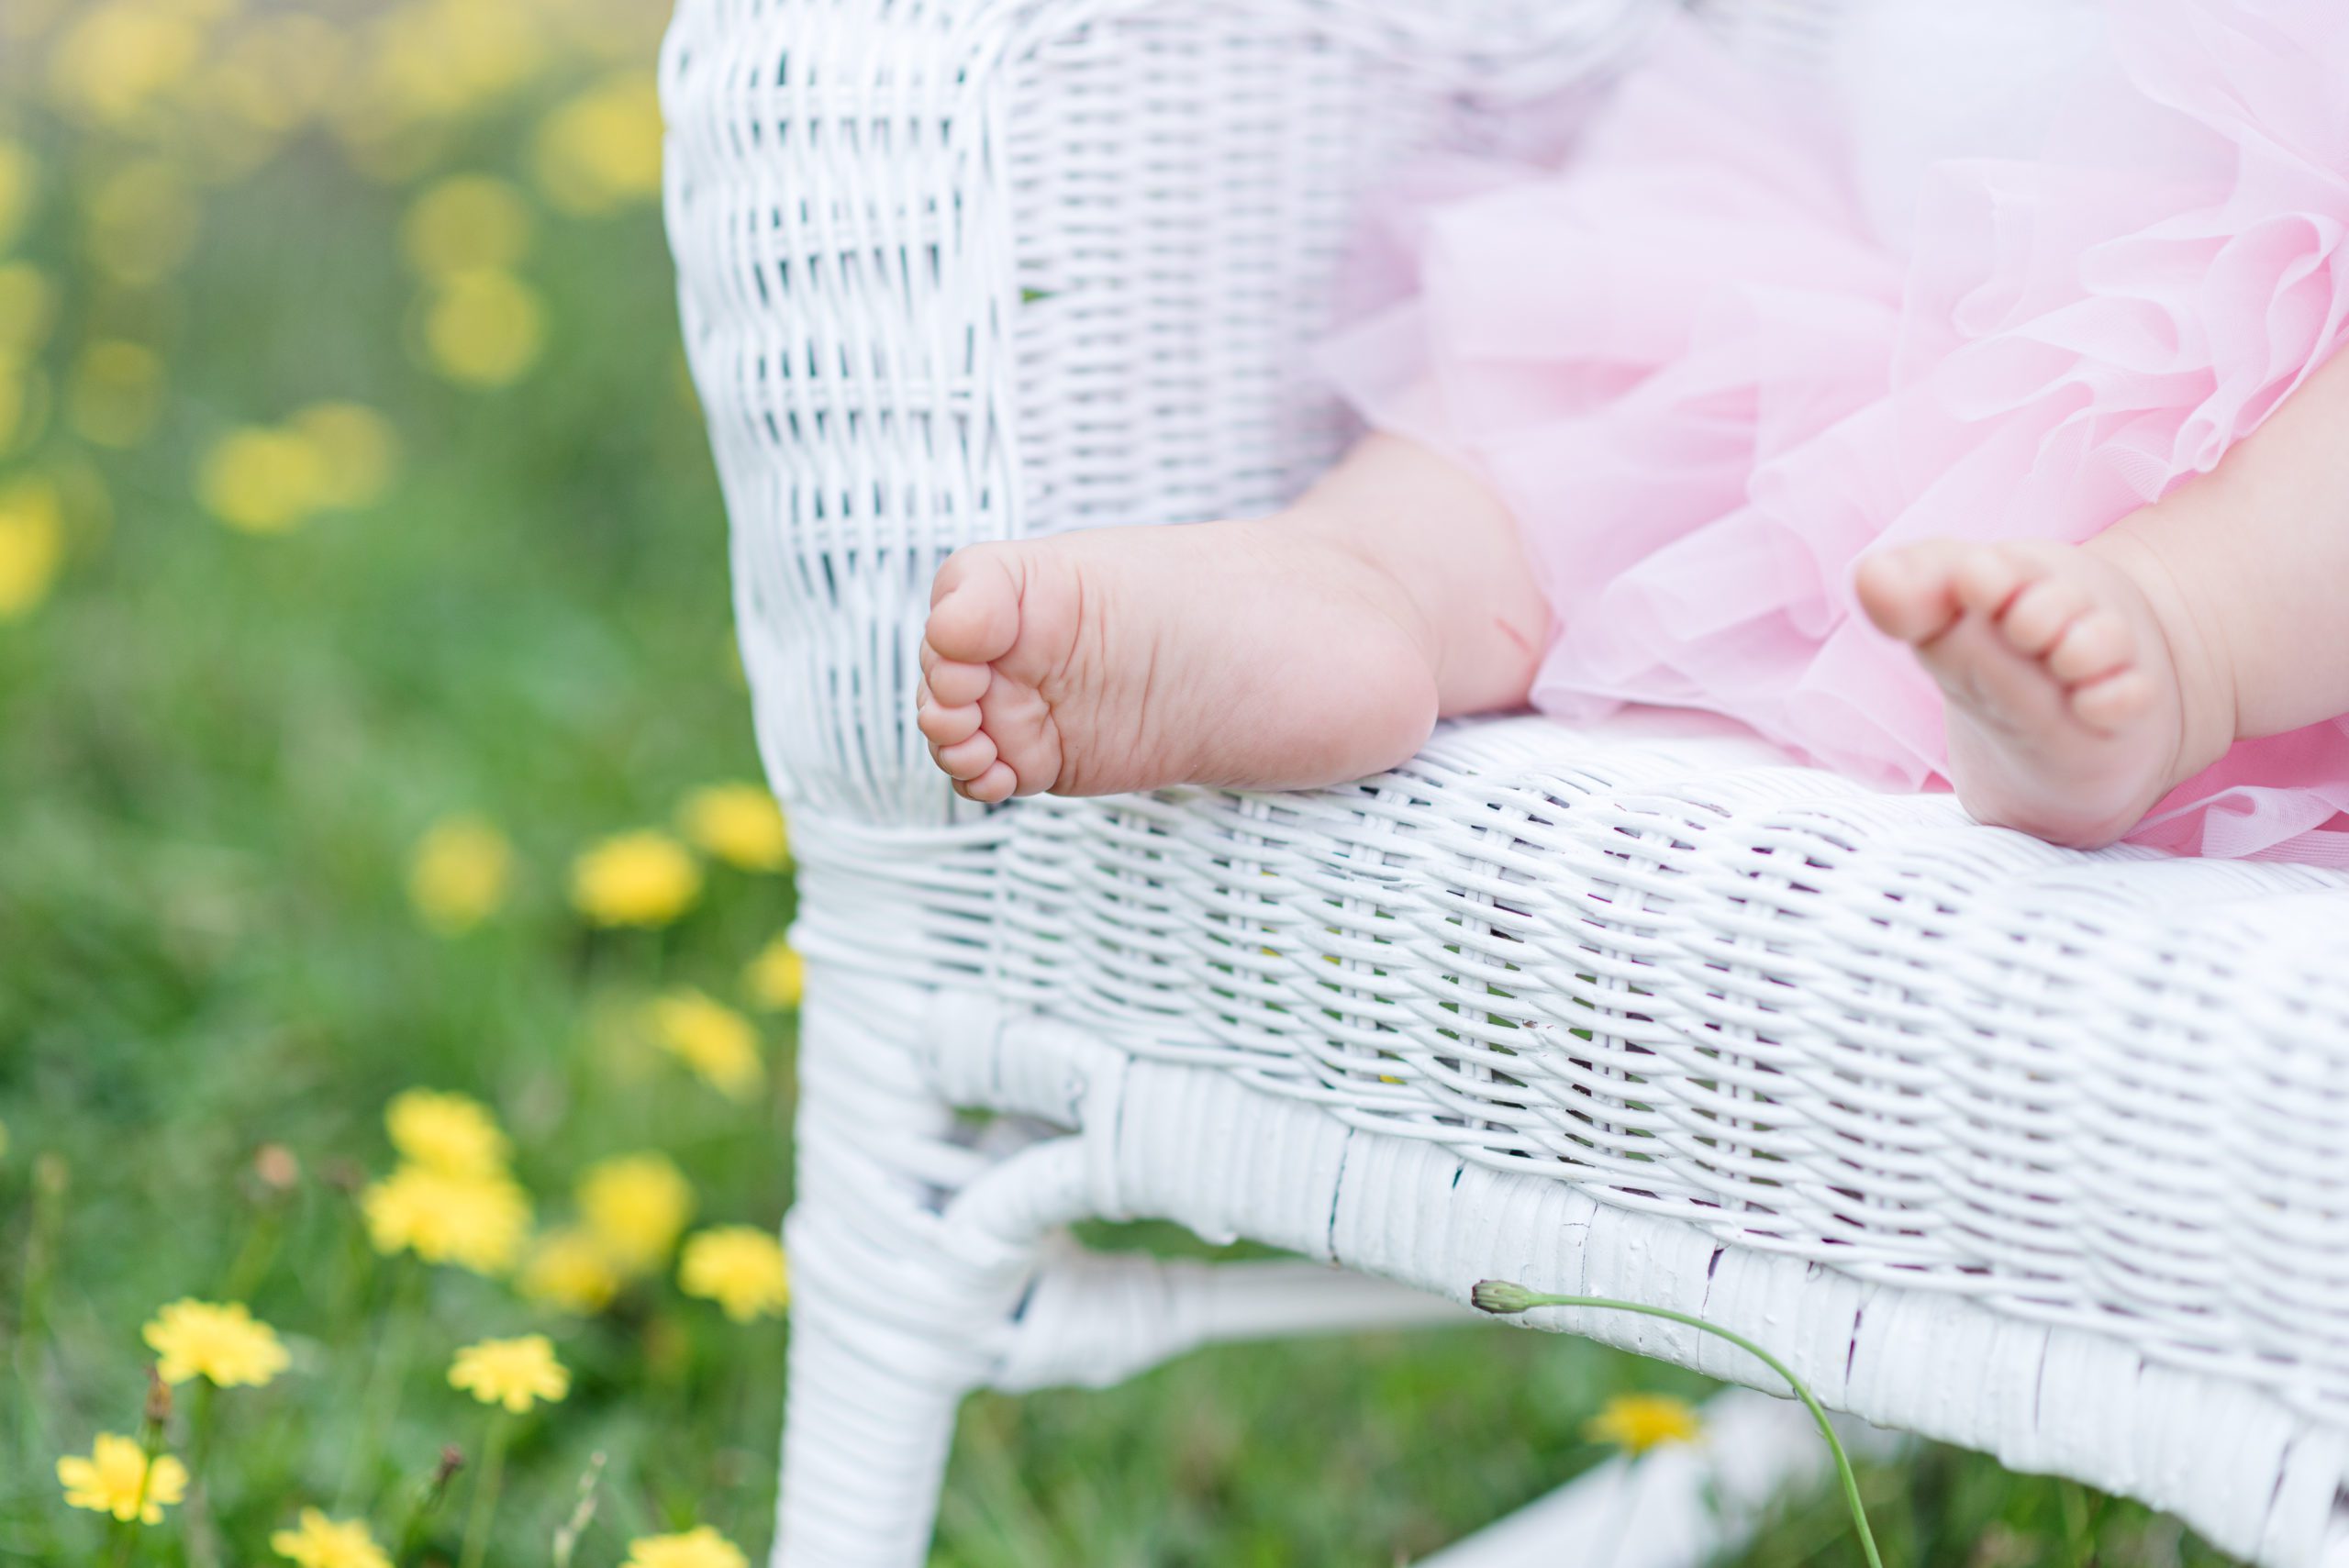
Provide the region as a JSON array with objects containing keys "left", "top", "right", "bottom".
[
  {"left": 1857, "top": 347, "right": 2349, "bottom": 848},
  {"left": 918, "top": 434, "right": 1548, "bottom": 801}
]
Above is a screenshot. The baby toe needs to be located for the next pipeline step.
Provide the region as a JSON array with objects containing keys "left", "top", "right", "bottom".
[
  {"left": 2070, "top": 668, "right": 2156, "bottom": 733},
  {"left": 917, "top": 695, "right": 983, "bottom": 747},
  {"left": 932, "top": 731, "right": 999, "bottom": 782},
  {"left": 955, "top": 760, "right": 1019, "bottom": 805},
  {"left": 1952, "top": 548, "right": 2027, "bottom": 618},
  {"left": 926, "top": 547, "right": 1025, "bottom": 664},
  {"left": 1854, "top": 543, "right": 1965, "bottom": 642},
  {"left": 2044, "top": 610, "right": 2134, "bottom": 687},
  {"left": 922, "top": 654, "right": 992, "bottom": 708},
  {"left": 1998, "top": 576, "right": 2089, "bottom": 657}
]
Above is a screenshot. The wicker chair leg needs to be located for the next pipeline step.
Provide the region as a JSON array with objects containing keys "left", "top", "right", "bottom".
[{"left": 770, "top": 977, "right": 1031, "bottom": 1567}]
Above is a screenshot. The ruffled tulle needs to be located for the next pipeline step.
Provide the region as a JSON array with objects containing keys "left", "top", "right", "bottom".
[{"left": 1319, "top": 0, "right": 2349, "bottom": 861}]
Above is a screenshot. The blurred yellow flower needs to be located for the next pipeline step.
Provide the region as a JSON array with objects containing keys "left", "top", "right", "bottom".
[
  {"left": 0, "top": 479, "right": 64, "bottom": 621},
  {"left": 576, "top": 1151, "right": 694, "bottom": 1274},
  {"left": 624, "top": 1525, "right": 749, "bottom": 1568},
  {"left": 85, "top": 160, "right": 203, "bottom": 286},
  {"left": 66, "top": 339, "right": 165, "bottom": 449},
  {"left": 570, "top": 830, "right": 700, "bottom": 928},
  {"left": 680, "top": 1226, "right": 789, "bottom": 1323},
  {"left": 369, "top": 0, "right": 545, "bottom": 124},
  {"left": 209, "top": 14, "right": 349, "bottom": 133},
  {"left": 196, "top": 426, "right": 328, "bottom": 534},
  {"left": 48, "top": 2, "right": 206, "bottom": 126},
  {"left": 57, "top": 1433, "right": 187, "bottom": 1523},
  {"left": 743, "top": 936, "right": 805, "bottom": 1013},
  {"left": 449, "top": 1333, "right": 569, "bottom": 1413},
  {"left": 518, "top": 1226, "right": 622, "bottom": 1315},
  {"left": 644, "top": 989, "right": 763, "bottom": 1099},
  {"left": 0, "top": 140, "right": 35, "bottom": 251},
  {"left": 401, "top": 174, "right": 532, "bottom": 282},
  {"left": 385, "top": 1088, "right": 509, "bottom": 1177},
  {"left": 361, "top": 1163, "right": 531, "bottom": 1275},
  {"left": 271, "top": 1507, "right": 391, "bottom": 1568},
  {"left": 291, "top": 403, "right": 400, "bottom": 511},
  {"left": 1585, "top": 1392, "right": 1704, "bottom": 1455},
  {"left": 421, "top": 269, "right": 545, "bottom": 388},
  {"left": 0, "top": 264, "right": 56, "bottom": 361},
  {"left": 679, "top": 783, "right": 790, "bottom": 873},
  {"left": 142, "top": 1298, "right": 289, "bottom": 1387},
  {"left": 406, "top": 815, "right": 513, "bottom": 935},
  {"left": 533, "top": 71, "right": 663, "bottom": 217}
]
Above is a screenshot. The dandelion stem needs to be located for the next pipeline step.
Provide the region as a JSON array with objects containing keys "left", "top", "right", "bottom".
[
  {"left": 1471, "top": 1282, "right": 1884, "bottom": 1568},
  {"left": 457, "top": 1412, "right": 511, "bottom": 1568},
  {"left": 184, "top": 1380, "right": 221, "bottom": 1568}
]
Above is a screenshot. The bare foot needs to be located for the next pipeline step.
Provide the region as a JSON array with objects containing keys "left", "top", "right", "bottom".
[
  {"left": 917, "top": 514, "right": 1443, "bottom": 802},
  {"left": 1855, "top": 538, "right": 2221, "bottom": 848}
]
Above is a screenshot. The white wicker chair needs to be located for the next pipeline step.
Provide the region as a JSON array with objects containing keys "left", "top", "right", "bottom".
[{"left": 657, "top": 2, "right": 2349, "bottom": 1562}]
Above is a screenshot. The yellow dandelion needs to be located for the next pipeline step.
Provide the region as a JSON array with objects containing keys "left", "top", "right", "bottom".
[
  {"left": 271, "top": 1507, "right": 391, "bottom": 1568},
  {"left": 742, "top": 935, "right": 805, "bottom": 1012},
  {"left": 196, "top": 426, "right": 328, "bottom": 535},
  {"left": 421, "top": 269, "right": 545, "bottom": 388},
  {"left": 0, "top": 263, "right": 56, "bottom": 361},
  {"left": 84, "top": 160, "right": 203, "bottom": 286},
  {"left": 48, "top": 2, "right": 206, "bottom": 126},
  {"left": 57, "top": 1433, "right": 188, "bottom": 1524},
  {"left": 209, "top": 14, "right": 350, "bottom": 134},
  {"left": 518, "top": 1226, "right": 622, "bottom": 1316},
  {"left": 678, "top": 783, "right": 790, "bottom": 873},
  {"left": 142, "top": 1298, "right": 289, "bottom": 1388},
  {"left": 0, "top": 477, "right": 63, "bottom": 621},
  {"left": 678, "top": 1226, "right": 789, "bottom": 1323},
  {"left": 0, "top": 139, "right": 36, "bottom": 251},
  {"left": 623, "top": 1525, "right": 749, "bottom": 1568},
  {"left": 361, "top": 1163, "right": 530, "bottom": 1276},
  {"left": 290, "top": 403, "right": 400, "bottom": 511},
  {"left": 385, "top": 1088, "right": 509, "bottom": 1177},
  {"left": 570, "top": 829, "right": 700, "bottom": 928},
  {"left": 401, "top": 174, "right": 532, "bottom": 282},
  {"left": 1585, "top": 1392, "right": 1704, "bottom": 1455},
  {"left": 368, "top": 0, "right": 545, "bottom": 123},
  {"left": 532, "top": 71, "right": 663, "bottom": 217},
  {"left": 576, "top": 1151, "right": 694, "bottom": 1275},
  {"left": 643, "top": 989, "right": 763, "bottom": 1100},
  {"left": 66, "top": 339, "right": 165, "bottom": 450},
  {"left": 448, "top": 1333, "right": 569, "bottom": 1413},
  {"left": 406, "top": 815, "right": 513, "bottom": 935}
]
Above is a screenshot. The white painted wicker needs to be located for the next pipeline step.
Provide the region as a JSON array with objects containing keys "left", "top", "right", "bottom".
[{"left": 659, "top": 2, "right": 2349, "bottom": 1563}]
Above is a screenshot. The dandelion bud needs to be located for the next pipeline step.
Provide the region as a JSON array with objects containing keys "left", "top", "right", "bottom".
[
  {"left": 253, "top": 1143, "right": 300, "bottom": 1191},
  {"left": 32, "top": 1151, "right": 68, "bottom": 1196},
  {"left": 1471, "top": 1279, "right": 1544, "bottom": 1316},
  {"left": 144, "top": 1366, "right": 173, "bottom": 1427},
  {"left": 434, "top": 1445, "right": 466, "bottom": 1487}
]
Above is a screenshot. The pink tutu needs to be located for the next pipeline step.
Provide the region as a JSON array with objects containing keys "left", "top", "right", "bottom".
[{"left": 1320, "top": 0, "right": 2349, "bottom": 862}]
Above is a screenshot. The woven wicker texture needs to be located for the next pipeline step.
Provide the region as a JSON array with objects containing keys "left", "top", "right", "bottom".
[{"left": 661, "top": 2, "right": 2349, "bottom": 1563}]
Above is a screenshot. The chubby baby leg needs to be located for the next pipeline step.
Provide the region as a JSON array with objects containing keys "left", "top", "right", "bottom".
[
  {"left": 917, "top": 434, "right": 1548, "bottom": 801},
  {"left": 1858, "top": 348, "right": 2349, "bottom": 848}
]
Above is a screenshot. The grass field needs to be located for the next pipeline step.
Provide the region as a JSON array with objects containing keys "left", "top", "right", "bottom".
[{"left": 0, "top": 3, "right": 2254, "bottom": 1564}]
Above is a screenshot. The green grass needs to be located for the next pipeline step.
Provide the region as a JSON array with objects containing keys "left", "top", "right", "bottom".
[{"left": 0, "top": 7, "right": 2251, "bottom": 1565}]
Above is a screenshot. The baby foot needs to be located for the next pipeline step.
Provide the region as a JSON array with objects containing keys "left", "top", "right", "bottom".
[
  {"left": 917, "top": 515, "right": 1443, "bottom": 802},
  {"left": 1855, "top": 539, "right": 2192, "bottom": 848}
]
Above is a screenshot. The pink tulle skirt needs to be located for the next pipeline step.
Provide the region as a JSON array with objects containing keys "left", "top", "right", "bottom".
[{"left": 1319, "top": 0, "right": 2349, "bottom": 862}]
